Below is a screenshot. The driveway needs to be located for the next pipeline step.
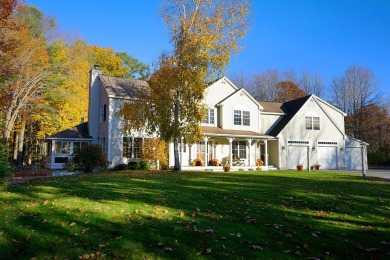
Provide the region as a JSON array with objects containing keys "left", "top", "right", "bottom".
[{"left": 333, "top": 169, "right": 390, "bottom": 181}]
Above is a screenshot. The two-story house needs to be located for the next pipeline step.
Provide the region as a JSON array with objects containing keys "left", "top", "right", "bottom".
[{"left": 46, "top": 67, "right": 368, "bottom": 171}]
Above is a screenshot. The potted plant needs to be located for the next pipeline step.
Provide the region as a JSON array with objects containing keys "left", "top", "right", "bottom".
[
  {"left": 224, "top": 163, "right": 230, "bottom": 172},
  {"left": 297, "top": 164, "right": 303, "bottom": 171},
  {"left": 314, "top": 164, "right": 321, "bottom": 170},
  {"left": 191, "top": 160, "right": 196, "bottom": 166},
  {"left": 211, "top": 158, "right": 219, "bottom": 166},
  {"left": 193, "top": 158, "right": 204, "bottom": 166},
  {"left": 256, "top": 159, "right": 264, "bottom": 166}
]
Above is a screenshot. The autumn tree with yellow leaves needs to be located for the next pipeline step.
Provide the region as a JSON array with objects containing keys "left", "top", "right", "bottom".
[{"left": 119, "top": 0, "right": 250, "bottom": 171}]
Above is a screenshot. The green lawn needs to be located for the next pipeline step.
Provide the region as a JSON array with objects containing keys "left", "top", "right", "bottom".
[{"left": 0, "top": 170, "right": 389, "bottom": 259}]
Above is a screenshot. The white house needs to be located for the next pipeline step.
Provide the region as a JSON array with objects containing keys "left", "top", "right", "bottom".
[{"left": 46, "top": 67, "right": 368, "bottom": 171}]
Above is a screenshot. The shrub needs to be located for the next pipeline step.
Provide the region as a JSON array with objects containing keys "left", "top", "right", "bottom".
[
  {"left": 113, "top": 164, "right": 128, "bottom": 171},
  {"left": 73, "top": 143, "right": 107, "bottom": 173},
  {"left": 65, "top": 160, "right": 79, "bottom": 172},
  {"left": 140, "top": 161, "right": 151, "bottom": 170},
  {"left": 128, "top": 161, "right": 140, "bottom": 170},
  {"left": 0, "top": 139, "right": 12, "bottom": 177}
]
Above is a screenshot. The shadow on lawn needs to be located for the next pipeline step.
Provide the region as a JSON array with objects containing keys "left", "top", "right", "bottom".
[{"left": 1, "top": 171, "right": 389, "bottom": 259}]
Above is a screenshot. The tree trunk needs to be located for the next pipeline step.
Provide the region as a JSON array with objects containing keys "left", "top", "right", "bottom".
[
  {"left": 17, "top": 119, "right": 25, "bottom": 165},
  {"left": 173, "top": 88, "right": 181, "bottom": 171},
  {"left": 13, "top": 131, "right": 18, "bottom": 164}
]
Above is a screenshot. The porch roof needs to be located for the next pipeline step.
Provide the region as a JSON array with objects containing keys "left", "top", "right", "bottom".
[
  {"left": 201, "top": 126, "right": 274, "bottom": 139},
  {"left": 46, "top": 122, "right": 92, "bottom": 141}
]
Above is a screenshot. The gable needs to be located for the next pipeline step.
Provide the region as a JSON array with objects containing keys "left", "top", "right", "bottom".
[
  {"left": 268, "top": 95, "right": 346, "bottom": 137},
  {"left": 203, "top": 77, "right": 238, "bottom": 106},
  {"left": 218, "top": 88, "right": 262, "bottom": 110},
  {"left": 268, "top": 95, "right": 311, "bottom": 136}
]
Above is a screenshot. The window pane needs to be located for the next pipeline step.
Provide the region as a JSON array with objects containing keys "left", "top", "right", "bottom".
[
  {"left": 134, "top": 138, "right": 143, "bottom": 159},
  {"left": 202, "top": 108, "right": 209, "bottom": 123},
  {"left": 239, "top": 141, "right": 246, "bottom": 159},
  {"left": 73, "top": 142, "right": 81, "bottom": 154},
  {"left": 54, "top": 142, "right": 70, "bottom": 154},
  {"left": 232, "top": 141, "right": 239, "bottom": 159},
  {"left": 305, "top": 117, "right": 312, "bottom": 130},
  {"left": 123, "top": 137, "right": 132, "bottom": 158},
  {"left": 209, "top": 109, "right": 214, "bottom": 124},
  {"left": 234, "top": 110, "right": 241, "bottom": 125},
  {"left": 243, "top": 111, "right": 250, "bottom": 126},
  {"left": 313, "top": 117, "right": 320, "bottom": 130}
]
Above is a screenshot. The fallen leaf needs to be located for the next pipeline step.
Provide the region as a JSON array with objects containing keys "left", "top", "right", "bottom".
[
  {"left": 251, "top": 245, "right": 263, "bottom": 250},
  {"left": 69, "top": 222, "right": 76, "bottom": 227}
]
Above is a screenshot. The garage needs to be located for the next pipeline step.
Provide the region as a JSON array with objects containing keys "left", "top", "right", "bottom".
[
  {"left": 317, "top": 142, "right": 338, "bottom": 169},
  {"left": 345, "top": 147, "right": 362, "bottom": 170},
  {"left": 287, "top": 141, "right": 309, "bottom": 169}
]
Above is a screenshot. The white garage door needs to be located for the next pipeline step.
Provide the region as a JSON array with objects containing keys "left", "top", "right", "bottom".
[
  {"left": 345, "top": 147, "right": 362, "bottom": 170},
  {"left": 287, "top": 146, "right": 307, "bottom": 169},
  {"left": 317, "top": 146, "right": 337, "bottom": 169}
]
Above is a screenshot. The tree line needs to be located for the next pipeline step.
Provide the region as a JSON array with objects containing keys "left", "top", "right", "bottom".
[
  {"left": 0, "top": 0, "right": 148, "bottom": 169},
  {"left": 230, "top": 66, "right": 390, "bottom": 165}
]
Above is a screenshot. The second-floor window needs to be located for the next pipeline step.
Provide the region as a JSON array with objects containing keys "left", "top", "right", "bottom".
[
  {"left": 306, "top": 116, "right": 320, "bottom": 130},
  {"left": 234, "top": 110, "right": 250, "bottom": 126},
  {"left": 203, "top": 108, "right": 215, "bottom": 124},
  {"left": 101, "top": 104, "right": 107, "bottom": 122}
]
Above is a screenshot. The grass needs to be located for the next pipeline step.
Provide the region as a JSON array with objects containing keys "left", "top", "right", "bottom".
[{"left": 0, "top": 170, "right": 389, "bottom": 259}]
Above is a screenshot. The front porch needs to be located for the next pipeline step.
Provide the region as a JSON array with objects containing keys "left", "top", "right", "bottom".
[
  {"left": 182, "top": 165, "right": 273, "bottom": 172},
  {"left": 170, "top": 126, "right": 278, "bottom": 170}
]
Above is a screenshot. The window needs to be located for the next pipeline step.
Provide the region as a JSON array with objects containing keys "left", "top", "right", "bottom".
[
  {"left": 100, "top": 137, "right": 106, "bottom": 153},
  {"left": 101, "top": 104, "right": 107, "bottom": 122},
  {"left": 233, "top": 110, "right": 250, "bottom": 126},
  {"left": 54, "top": 141, "right": 70, "bottom": 154},
  {"left": 232, "top": 141, "right": 247, "bottom": 159},
  {"left": 313, "top": 117, "right": 320, "bottom": 130},
  {"left": 203, "top": 108, "right": 215, "bottom": 124},
  {"left": 305, "top": 116, "right": 320, "bottom": 130},
  {"left": 73, "top": 142, "right": 87, "bottom": 154},
  {"left": 133, "top": 138, "right": 143, "bottom": 158},
  {"left": 123, "top": 137, "right": 143, "bottom": 158},
  {"left": 243, "top": 111, "right": 250, "bottom": 126}
]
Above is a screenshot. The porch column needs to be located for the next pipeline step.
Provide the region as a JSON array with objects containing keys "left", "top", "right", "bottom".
[
  {"left": 204, "top": 136, "right": 209, "bottom": 166},
  {"left": 264, "top": 140, "right": 268, "bottom": 166},
  {"left": 254, "top": 140, "right": 259, "bottom": 165},
  {"left": 247, "top": 139, "right": 252, "bottom": 166},
  {"left": 228, "top": 138, "right": 234, "bottom": 166},
  {"left": 180, "top": 137, "right": 184, "bottom": 166},
  {"left": 188, "top": 143, "right": 193, "bottom": 165}
]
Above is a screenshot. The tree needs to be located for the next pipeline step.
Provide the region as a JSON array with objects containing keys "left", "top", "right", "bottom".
[
  {"left": 329, "top": 64, "right": 380, "bottom": 139},
  {"left": 0, "top": 0, "right": 17, "bottom": 22},
  {"left": 90, "top": 46, "right": 128, "bottom": 77},
  {"left": 275, "top": 80, "right": 306, "bottom": 102},
  {"left": 116, "top": 51, "right": 150, "bottom": 80},
  {"left": 119, "top": 0, "right": 250, "bottom": 171},
  {"left": 246, "top": 69, "right": 281, "bottom": 101},
  {"left": 141, "top": 138, "right": 168, "bottom": 169},
  {"left": 299, "top": 71, "right": 325, "bottom": 98}
]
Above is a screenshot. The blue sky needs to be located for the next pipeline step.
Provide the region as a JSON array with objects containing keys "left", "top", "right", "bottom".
[{"left": 26, "top": 0, "right": 390, "bottom": 96}]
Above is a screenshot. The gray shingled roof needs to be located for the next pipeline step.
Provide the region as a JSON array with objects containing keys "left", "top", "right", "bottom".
[
  {"left": 201, "top": 126, "right": 273, "bottom": 138},
  {"left": 258, "top": 101, "right": 285, "bottom": 113},
  {"left": 46, "top": 122, "right": 91, "bottom": 140},
  {"left": 99, "top": 75, "right": 149, "bottom": 98},
  {"left": 268, "top": 95, "right": 312, "bottom": 136}
]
